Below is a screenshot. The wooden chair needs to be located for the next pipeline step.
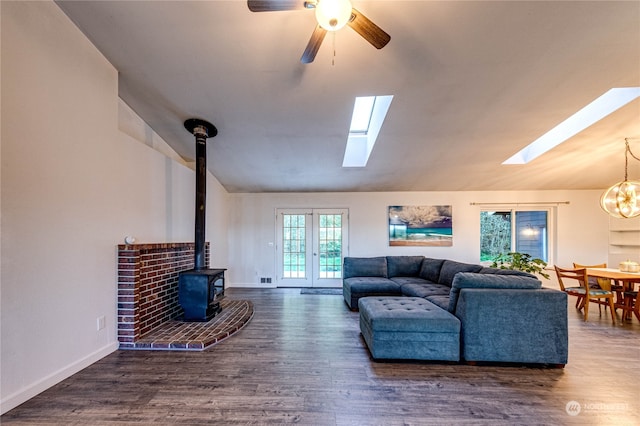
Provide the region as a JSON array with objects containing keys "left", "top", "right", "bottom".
[
  {"left": 618, "top": 289, "right": 640, "bottom": 321},
  {"left": 572, "top": 262, "right": 622, "bottom": 314},
  {"left": 555, "top": 266, "right": 587, "bottom": 310},
  {"left": 572, "top": 262, "right": 607, "bottom": 287},
  {"left": 555, "top": 266, "right": 616, "bottom": 323}
]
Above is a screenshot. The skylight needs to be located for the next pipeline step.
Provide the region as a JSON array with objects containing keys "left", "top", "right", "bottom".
[
  {"left": 342, "top": 95, "right": 393, "bottom": 167},
  {"left": 350, "top": 96, "right": 376, "bottom": 133},
  {"left": 503, "top": 87, "right": 640, "bottom": 165}
]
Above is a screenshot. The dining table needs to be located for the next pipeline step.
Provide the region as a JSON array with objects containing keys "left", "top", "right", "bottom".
[
  {"left": 586, "top": 267, "right": 640, "bottom": 319},
  {"left": 586, "top": 267, "right": 640, "bottom": 289}
]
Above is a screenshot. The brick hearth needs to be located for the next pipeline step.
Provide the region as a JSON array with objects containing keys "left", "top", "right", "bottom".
[
  {"left": 131, "top": 299, "right": 254, "bottom": 351},
  {"left": 117, "top": 242, "right": 209, "bottom": 349}
]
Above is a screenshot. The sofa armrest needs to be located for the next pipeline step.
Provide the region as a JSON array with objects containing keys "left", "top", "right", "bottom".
[
  {"left": 448, "top": 272, "right": 541, "bottom": 313},
  {"left": 455, "top": 287, "right": 568, "bottom": 365}
]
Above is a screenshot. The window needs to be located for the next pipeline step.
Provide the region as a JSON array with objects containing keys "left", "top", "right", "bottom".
[
  {"left": 503, "top": 87, "right": 640, "bottom": 164},
  {"left": 349, "top": 96, "right": 376, "bottom": 134},
  {"left": 342, "top": 95, "right": 393, "bottom": 167},
  {"left": 480, "top": 209, "right": 551, "bottom": 263}
]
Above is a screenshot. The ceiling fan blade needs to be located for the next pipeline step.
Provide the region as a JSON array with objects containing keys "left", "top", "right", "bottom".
[
  {"left": 301, "top": 25, "right": 327, "bottom": 64},
  {"left": 347, "top": 8, "right": 391, "bottom": 49},
  {"left": 247, "top": 0, "right": 305, "bottom": 12}
]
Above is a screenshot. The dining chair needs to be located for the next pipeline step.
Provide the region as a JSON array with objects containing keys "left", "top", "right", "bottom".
[
  {"left": 555, "top": 266, "right": 616, "bottom": 323},
  {"left": 572, "top": 262, "right": 623, "bottom": 314},
  {"left": 554, "top": 266, "right": 587, "bottom": 310},
  {"left": 619, "top": 289, "right": 640, "bottom": 321}
]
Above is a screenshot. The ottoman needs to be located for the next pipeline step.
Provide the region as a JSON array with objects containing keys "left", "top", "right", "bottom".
[{"left": 358, "top": 297, "right": 461, "bottom": 361}]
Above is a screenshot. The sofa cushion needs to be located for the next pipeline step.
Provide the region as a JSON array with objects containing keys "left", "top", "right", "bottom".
[
  {"left": 343, "top": 277, "right": 401, "bottom": 310},
  {"left": 447, "top": 272, "right": 541, "bottom": 313},
  {"left": 438, "top": 260, "right": 483, "bottom": 286},
  {"left": 359, "top": 297, "right": 459, "bottom": 333},
  {"left": 343, "top": 257, "right": 387, "bottom": 278},
  {"left": 400, "top": 282, "right": 451, "bottom": 299},
  {"left": 343, "top": 277, "right": 400, "bottom": 293},
  {"left": 389, "top": 276, "right": 431, "bottom": 286},
  {"left": 419, "top": 258, "right": 445, "bottom": 282},
  {"left": 425, "top": 295, "right": 450, "bottom": 311},
  {"left": 387, "top": 256, "right": 424, "bottom": 277}
]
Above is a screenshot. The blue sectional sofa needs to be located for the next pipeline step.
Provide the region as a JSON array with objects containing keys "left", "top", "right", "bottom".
[{"left": 343, "top": 256, "right": 568, "bottom": 366}]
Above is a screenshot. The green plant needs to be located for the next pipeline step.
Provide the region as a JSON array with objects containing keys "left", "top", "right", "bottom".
[{"left": 490, "top": 252, "right": 550, "bottom": 279}]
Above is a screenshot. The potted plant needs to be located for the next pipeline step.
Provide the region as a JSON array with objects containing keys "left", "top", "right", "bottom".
[{"left": 490, "top": 252, "right": 550, "bottom": 280}]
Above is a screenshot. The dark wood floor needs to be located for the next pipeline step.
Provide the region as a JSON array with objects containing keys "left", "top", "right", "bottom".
[{"left": 2, "top": 287, "right": 639, "bottom": 425}]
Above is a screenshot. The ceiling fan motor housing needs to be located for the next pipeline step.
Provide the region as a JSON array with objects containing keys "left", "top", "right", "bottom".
[
  {"left": 247, "top": 0, "right": 390, "bottom": 63},
  {"left": 315, "top": 0, "right": 353, "bottom": 31}
]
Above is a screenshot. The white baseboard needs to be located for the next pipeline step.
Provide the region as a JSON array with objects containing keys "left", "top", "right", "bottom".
[
  {"left": 226, "top": 282, "right": 276, "bottom": 289},
  {"left": 227, "top": 283, "right": 343, "bottom": 289},
  {"left": 0, "top": 342, "right": 118, "bottom": 415}
]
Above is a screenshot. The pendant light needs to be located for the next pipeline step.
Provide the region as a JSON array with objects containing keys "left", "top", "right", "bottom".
[{"left": 600, "top": 138, "right": 640, "bottom": 219}]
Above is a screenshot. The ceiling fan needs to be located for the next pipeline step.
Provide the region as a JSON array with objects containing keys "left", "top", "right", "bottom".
[{"left": 247, "top": 0, "right": 391, "bottom": 63}]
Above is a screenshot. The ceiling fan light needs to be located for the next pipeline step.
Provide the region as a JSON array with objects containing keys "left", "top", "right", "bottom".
[
  {"left": 600, "top": 180, "right": 640, "bottom": 218},
  {"left": 315, "top": 0, "right": 352, "bottom": 31}
]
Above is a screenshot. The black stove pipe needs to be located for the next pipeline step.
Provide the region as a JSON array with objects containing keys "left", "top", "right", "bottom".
[{"left": 184, "top": 118, "right": 217, "bottom": 270}]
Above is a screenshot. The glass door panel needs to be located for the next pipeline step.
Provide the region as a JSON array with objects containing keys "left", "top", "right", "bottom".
[
  {"left": 515, "top": 211, "right": 548, "bottom": 262},
  {"left": 282, "top": 213, "right": 307, "bottom": 279},
  {"left": 314, "top": 210, "right": 348, "bottom": 286},
  {"left": 277, "top": 208, "right": 348, "bottom": 287},
  {"left": 277, "top": 209, "right": 312, "bottom": 287}
]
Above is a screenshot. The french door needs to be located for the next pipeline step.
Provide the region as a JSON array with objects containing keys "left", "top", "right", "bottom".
[{"left": 276, "top": 208, "right": 348, "bottom": 288}]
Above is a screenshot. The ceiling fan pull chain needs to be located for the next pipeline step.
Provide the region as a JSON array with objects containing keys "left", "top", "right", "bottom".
[{"left": 332, "top": 31, "right": 336, "bottom": 66}]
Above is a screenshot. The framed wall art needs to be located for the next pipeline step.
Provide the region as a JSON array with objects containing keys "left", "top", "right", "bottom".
[{"left": 388, "top": 205, "right": 452, "bottom": 246}]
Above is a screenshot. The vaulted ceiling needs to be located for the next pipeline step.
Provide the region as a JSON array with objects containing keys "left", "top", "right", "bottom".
[{"left": 56, "top": 0, "right": 640, "bottom": 193}]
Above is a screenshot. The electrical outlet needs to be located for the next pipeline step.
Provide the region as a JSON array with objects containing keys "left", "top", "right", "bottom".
[
  {"left": 266, "top": 277, "right": 272, "bottom": 283},
  {"left": 97, "top": 316, "right": 106, "bottom": 331}
]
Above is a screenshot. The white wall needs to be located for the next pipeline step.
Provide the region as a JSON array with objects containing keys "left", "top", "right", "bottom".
[
  {"left": 0, "top": 1, "right": 229, "bottom": 413},
  {"left": 227, "top": 190, "right": 610, "bottom": 287}
]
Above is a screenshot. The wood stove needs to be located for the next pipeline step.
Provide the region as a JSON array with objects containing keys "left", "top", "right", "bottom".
[
  {"left": 178, "top": 118, "right": 225, "bottom": 322},
  {"left": 179, "top": 268, "right": 225, "bottom": 321}
]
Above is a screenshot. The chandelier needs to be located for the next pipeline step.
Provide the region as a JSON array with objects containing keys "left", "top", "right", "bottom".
[{"left": 600, "top": 138, "right": 640, "bottom": 219}]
